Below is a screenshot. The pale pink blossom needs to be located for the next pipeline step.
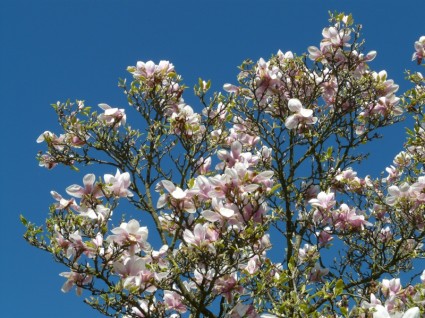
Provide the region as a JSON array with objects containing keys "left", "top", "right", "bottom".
[
  {"left": 37, "top": 131, "right": 66, "bottom": 150},
  {"left": 285, "top": 98, "right": 317, "bottom": 130},
  {"left": 104, "top": 169, "right": 133, "bottom": 198},
  {"left": 163, "top": 290, "right": 187, "bottom": 313},
  {"left": 98, "top": 103, "right": 126, "bottom": 128},
  {"left": 51, "top": 191, "right": 79, "bottom": 210},
  {"left": 381, "top": 278, "right": 401, "bottom": 297},
  {"left": 332, "top": 204, "right": 371, "bottom": 231},
  {"left": 156, "top": 180, "right": 196, "bottom": 213},
  {"left": 308, "top": 263, "right": 329, "bottom": 282},
  {"left": 309, "top": 191, "right": 336, "bottom": 211},
  {"left": 372, "top": 305, "right": 419, "bottom": 318},
  {"left": 183, "top": 223, "right": 216, "bottom": 248},
  {"left": 129, "top": 60, "right": 174, "bottom": 79},
  {"left": 322, "top": 26, "right": 351, "bottom": 48},
  {"left": 66, "top": 173, "right": 103, "bottom": 200},
  {"left": 108, "top": 219, "right": 150, "bottom": 252},
  {"left": 59, "top": 271, "right": 92, "bottom": 296},
  {"left": 316, "top": 227, "right": 333, "bottom": 247},
  {"left": 214, "top": 273, "right": 244, "bottom": 302},
  {"left": 412, "top": 36, "right": 425, "bottom": 64},
  {"left": 38, "top": 153, "right": 58, "bottom": 169},
  {"left": 386, "top": 183, "right": 411, "bottom": 206}
]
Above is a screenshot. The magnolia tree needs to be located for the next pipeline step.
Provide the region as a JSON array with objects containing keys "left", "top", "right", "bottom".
[{"left": 22, "top": 13, "right": 425, "bottom": 318}]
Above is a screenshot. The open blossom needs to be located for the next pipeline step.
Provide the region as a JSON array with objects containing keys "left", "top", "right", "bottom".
[
  {"left": 309, "top": 191, "right": 336, "bottom": 211},
  {"left": 51, "top": 191, "right": 79, "bottom": 210},
  {"left": 98, "top": 103, "right": 126, "bottom": 128},
  {"left": 322, "top": 26, "right": 351, "bottom": 48},
  {"left": 38, "top": 153, "right": 58, "bottom": 169},
  {"left": 37, "top": 131, "right": 66, "bottom": 150},
  {"left": 381, "top": 278, "right": 401, "bottom": 297},
  {"left": 385, "top": 183, "right": 411, "bottom": 206},
  {"left": 66, "top": 173, "right": 104, "bottom": 202},
  {"left": 372, "top": 305, "right": 420, "bottom": 318},
  {"left": 412, "top": 36, "right": 425, "bottom": 64},
  {"left": 129, "top": 60, "right": 175, "bottom": 79},
  {"left": 309, "top": 263, "right": 329, "bottom": 282},
  {"left": 104, "top": 169, "right": 133, "bottom": 198},
  {"left": 163, "top": 290, "right": 187, "bottom": 313},
  {"left": 59, "top": 271, "right": 92, "bottom": 296},
  {"left": 332, "top": 204, "right": 371, "bottom": 231},
  {"left": 285, "top": 98, "right": 317, "bottom": 130},
  {"left": 108, "top": 219, "right": 150, "bottom": 252},
  {"left": 156, "top": 180, "right": 197, "bottom": 213}
]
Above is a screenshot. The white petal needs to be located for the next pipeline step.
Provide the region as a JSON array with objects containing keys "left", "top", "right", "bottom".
[
  {"left": 402, "top": 307, "right": 420, "bottom": 318},
  {"left": 288, "top": 98, "right": 302, "bottom": 112}
]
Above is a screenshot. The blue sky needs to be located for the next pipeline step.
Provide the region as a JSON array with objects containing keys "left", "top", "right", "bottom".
[{"left": 1, "top": 0, "right": 424, "bottom": 317}]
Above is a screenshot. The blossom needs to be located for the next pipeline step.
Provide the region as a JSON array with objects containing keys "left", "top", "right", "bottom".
[
  {"left": 104, "top": 169, "right": 133, "bottom": 198},
  {"left": 309, "top": 263, "right": 329, "bottom": 282},
  {"left": 66, "top": 173, "right": 103, "bottom": 201},
  {"left": 309, "top": 191, "right": 336, "bottom": 211},
  {"left": 36, "top": 131, "right": 66, "bottom": 150},
  {"left": 385, "top": 183, "right": 411, "bottom": 206},
  {"left": 108, "top": 219, "right": 150, "bottom": 252},
  {"left": 412, "top": 36, "right": 425, "bottom": 64},
  {"left": 97, "top": 103, "right": 126, "bottom": 128},
  {"left": 59, "top": 271, "right": 92, "bottom": 296},
  {"left": 381, "top": 278, "right": 401, "bottom": 297},
  {"left": 38, "top": 153, "right": 57, "bottom": 169},
  {"left": 285, "top": 98, "right": 317, "bottom": 130},
  {"left": 50, "top": 191, "right": 79, "bottom": 210},
  {"left": 372, "top": 305, "right": 419, "bottom": 318},
  {"left": 163, "top": 290, "right": 187, "bottom": 313},
  {"left": 129, "top": 60, "right": 175, "bottom": 79}
]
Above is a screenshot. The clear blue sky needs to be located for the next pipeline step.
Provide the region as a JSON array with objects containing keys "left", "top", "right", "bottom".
[{"left": 1, "top": 0, "right": 424, "bottom": 317}]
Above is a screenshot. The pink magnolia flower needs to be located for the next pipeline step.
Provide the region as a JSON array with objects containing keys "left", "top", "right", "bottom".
[
  {"left": 66, "top": 173, "right": 104, "bottom": 201},
  {"left": 183, "top": 223, "right": 216, "bottom": 248},
  {"left": 372, "top": 305, "right": 419, "bottom": 318},
  {"left": 196, "top": 156, "right": 211, "bottom": 175},
  {"left": 51, "top": 191, "right": 79, "bottom": 210},
  {"left": 322, "top": 26, "right": 351, "bottom": 48},
  {"left": 361, "top": 293, "right": 382, "bottom": 310},
  {"left": 412, "top": 36, "right": 425, "bottom": 64},
  {"left": 316, "top": 227, "right": 333, "bottom": 247},
  {"left": 298, "top": 244, "right": 317, "bottom": 263},
  {"left": 285, "top": 98, "right": 317, "bottom": 130},
  {"left": 59, "top": 271, "right": 92, "bottom": 296},
  {"left": 156, "top": 180, "right": 196, "bottom": 213},
  {"left": 385, "top": 183, "right": 411, "bottom": 206},
  {"left": 308, "top": 263, "right": 329, "bottom": 282},
  {"left": 113, "top": 256, "right": 146, "bottom": 278},
  {"left": 244, "top": 255, "right": 260, "bottom": 274},
  {"left": 108, "top": 219, "right": 150, "bottom": 252},
  {"left": 309, "top": 191, "right": 336, "bottom": 211},
  {"left": 37, "top": 131, "right": 66, "bottom": 151},
  {"left": 332, "top": 204, "right": 371, "bottom": 231},
  {"left": 223, "top": 83, "right": 239, "bottom": 94},
  {"left": 104, "top": 169, "right": 133, "bottom": 198},
  {"left": 214, "top": 273, "right": 244, "bottom": 303},
  {"left": 381, "top": 278, "right": 401, "bottom": 297},
  {"left": 130, "top": 60, "right": 174, "bottom": 79},
  {"left": 98, "top": 103, "right": 126, "bottom": 128},
  {"left": 202, "top": 197, "right": 238, "bottom": 223},
  {"left": 163, "top": 290, "right": 187, "bottom": 313},
  {"left": 38, "top": 153, "right": 58, "bottom": 169},
  {"left": 78, "top": 204, "right": 111, "bottom": 223},
  {"left": 228, "top": 303, "right": 259, "bottom": 318}
]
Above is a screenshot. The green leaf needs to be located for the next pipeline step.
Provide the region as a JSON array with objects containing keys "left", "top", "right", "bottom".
[
  {"left": 334, "top": 279, "right": 344, "bottom": 296},
  {"left": 20, "top": 214, "right": 28, "bottom": 226}
]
